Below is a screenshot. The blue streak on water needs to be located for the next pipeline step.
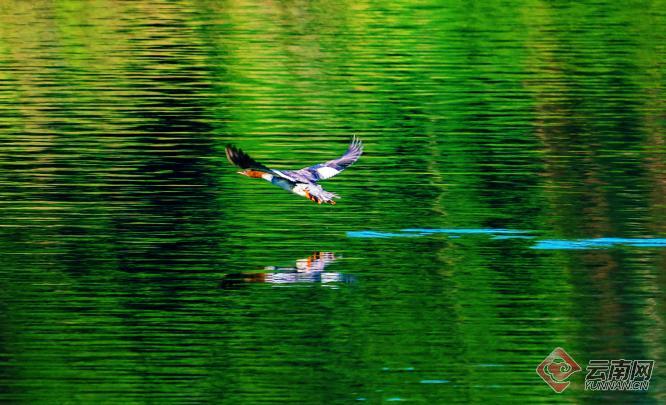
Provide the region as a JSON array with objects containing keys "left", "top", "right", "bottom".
[
  {"left": 532, "top": 238, "right": 666, "bottom": 250},
  {"left": 347, "top": 230, "right": 666, "bottom": 250},
  {"left": 402, "top": 228, "right": 531, "bottom": 234},
  {"left": 346, "top": 231, "right": 421, "bottom": 238},
  {"left": 347, "top": 228, "right": 532, "bottom": 238},
  {"left": 491, "top": 235, "right": 537, "bottom": 240}
]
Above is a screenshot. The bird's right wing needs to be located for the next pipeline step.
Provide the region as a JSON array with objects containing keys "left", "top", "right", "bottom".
[{"left": 287, "top": 136, "right": 363, "bottom": 183}]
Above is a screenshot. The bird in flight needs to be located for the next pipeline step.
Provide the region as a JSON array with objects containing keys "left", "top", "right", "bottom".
[{"left": 225, "top": 136, "right": 363, "bottom": 204}]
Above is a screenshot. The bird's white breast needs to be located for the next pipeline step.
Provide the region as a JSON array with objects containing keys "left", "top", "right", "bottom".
[{"left": 292, "top": 183, "right": 309, "bottom": 197}]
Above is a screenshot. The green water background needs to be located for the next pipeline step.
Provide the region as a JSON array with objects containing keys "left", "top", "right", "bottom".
[{"left": 0, "top": 0, "right": 663, "bottom": 403}]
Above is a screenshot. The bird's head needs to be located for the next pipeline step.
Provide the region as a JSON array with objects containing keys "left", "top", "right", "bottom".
[{"left": 238, "top": 169, "right": 265, "bottom": 178}]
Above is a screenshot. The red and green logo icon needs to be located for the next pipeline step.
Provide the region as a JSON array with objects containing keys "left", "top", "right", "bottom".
[{"left": 536, "top": 347, "right": 582, "bottom": 393}]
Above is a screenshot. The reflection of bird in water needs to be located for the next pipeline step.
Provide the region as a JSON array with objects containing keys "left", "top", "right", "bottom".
[
  {"left": 225, "top": 137, "right": 363, "bottom": 204},
  {"left": 265, "top": 251, "right": 337, "bottom": 272},
  {"left": 220, "top": 252, "right": 353, "bottom": 287}
]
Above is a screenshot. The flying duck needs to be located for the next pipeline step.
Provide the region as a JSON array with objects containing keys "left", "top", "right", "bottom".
[{"left": 225, "top": 136, "right": 363, "bottom": 204}]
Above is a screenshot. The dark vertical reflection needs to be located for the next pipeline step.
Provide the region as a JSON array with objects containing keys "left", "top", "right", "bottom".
[{"left": 520, "top": 1, "right": 664, "bottom": 401}]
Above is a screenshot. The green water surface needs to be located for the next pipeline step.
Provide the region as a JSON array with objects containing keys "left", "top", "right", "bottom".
[{"left": 0, "top": 0, "right": 664, "bottom": 403}]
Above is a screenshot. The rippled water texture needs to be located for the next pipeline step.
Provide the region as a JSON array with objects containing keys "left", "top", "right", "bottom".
[{"left": 0, "top": 1, "right": 664, "bottom": 403}]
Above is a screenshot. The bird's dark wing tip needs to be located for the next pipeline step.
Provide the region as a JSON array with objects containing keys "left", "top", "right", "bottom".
[
  {"left": 225, "top": 144, "right": 248, "bottom": 168},
  {"left": 225, "top": 144, "right": 239, "bottom": 165},
  {"left": 225, "top": 143, "right": 269, "bottom": 171}
]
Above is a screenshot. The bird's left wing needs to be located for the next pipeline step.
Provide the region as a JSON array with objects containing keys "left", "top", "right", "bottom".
[
  {"left": 225, "top": 144, "right": 297, "bottom": 182},
  {"left": 286, "top": 136, "right": 363, "bottom": 183},
  {"left": 225, "top": 144, "right": 271, "bottom": 171}
]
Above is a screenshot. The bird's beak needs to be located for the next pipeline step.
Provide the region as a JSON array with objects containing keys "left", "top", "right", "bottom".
[{"left": 237, "top": 170, "right": 248, "bottom": 176}]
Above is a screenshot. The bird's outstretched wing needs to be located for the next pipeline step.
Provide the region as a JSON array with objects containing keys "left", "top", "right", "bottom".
[
  {"left": 225, "top": 144, "right": 274, "bottom": 172},
  {"left": 226, "top": 144, "right": 299, "bottom": 182},
  {"left": 286, "top": 136, "right": 363, "bottom": 183}
]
